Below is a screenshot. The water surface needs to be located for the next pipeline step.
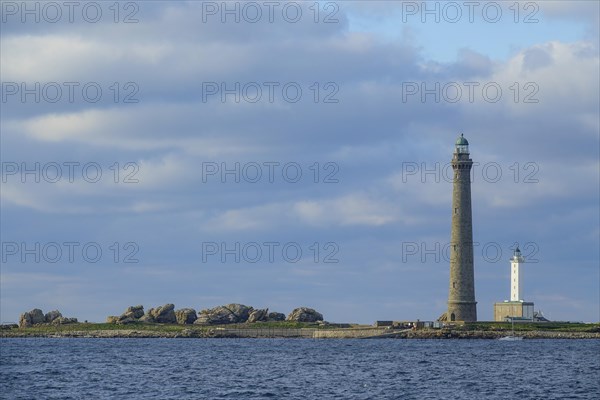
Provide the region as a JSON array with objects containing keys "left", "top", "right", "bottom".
[{"left": 1, "top": 339, "right": 598, "bottom": 399}]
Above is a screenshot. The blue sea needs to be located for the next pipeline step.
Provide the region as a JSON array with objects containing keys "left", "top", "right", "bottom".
[{"left": 1, "top": 338, "right": 599, "bottom": 399}]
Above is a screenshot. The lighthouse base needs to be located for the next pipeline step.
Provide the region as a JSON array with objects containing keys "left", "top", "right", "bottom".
[
  {"left": 494, "top": 301, "right": 534, "bottom": 322},
  {"left": 447, "top": 301, "right": 477, "bottom": 322}
]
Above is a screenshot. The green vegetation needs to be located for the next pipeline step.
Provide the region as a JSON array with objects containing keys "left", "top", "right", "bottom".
[
  {"left": 3, "top": 321, "right": 599, "bottom": 337},
  {"left": 3, "top": 321, "right": 329, "bottom": 335},
  {"left": 464, "top": 322, "right": 600, "bottom": 333},
  {"left": 6, "top": 322, "right": 192, "bottom": 335}
]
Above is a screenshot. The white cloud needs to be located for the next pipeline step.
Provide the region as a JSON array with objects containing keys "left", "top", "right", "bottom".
[
  {"left": 489, "top": 41, "right": 599, "bottom": 116},
  {"left": 202, "top": 192, "right": 407, "bottom": 232},
  {"left": 293, "top": 193, "right": 400, "bottom": 226},
  {"left": 9, "top": 105, "right": 266, "bottom": 155},
  {"left": 203, "top": 203, "right": 284, "bottom": 232}
]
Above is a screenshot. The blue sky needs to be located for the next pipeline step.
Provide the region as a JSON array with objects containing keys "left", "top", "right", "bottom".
[
  {"left": 345, "top": 1, "right": 590, "bottom": 62},
  {"left": 1, "top": 1, "right": 599, "bottom": 324}
]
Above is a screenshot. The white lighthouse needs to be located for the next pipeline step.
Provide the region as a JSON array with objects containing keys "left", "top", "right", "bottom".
[
  {"left": 510, "top": 247, "right": 524, "bottom": 301},
  {"left": 493, "top": 245, "right": 534, "bottom": 321}
]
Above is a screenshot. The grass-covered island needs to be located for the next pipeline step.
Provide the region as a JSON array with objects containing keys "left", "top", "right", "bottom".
[
  {"left": 3, "top": 305, "right": 599, "bottom": 339},
  {"left": 0, "top": 321, "right": 600, "bottom": 339},
  {"left": 2, "top": 321, "right": 600, "bottom": 339}
]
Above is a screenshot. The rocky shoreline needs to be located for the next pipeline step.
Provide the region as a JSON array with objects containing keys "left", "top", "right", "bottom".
[{"left": 2, "top": 326, "right": 599, "bottom": 339}]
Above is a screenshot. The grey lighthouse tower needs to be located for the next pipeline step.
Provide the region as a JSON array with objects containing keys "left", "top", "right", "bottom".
[{"left": 447, "top": 134, "right": 477, "bottom": 322}]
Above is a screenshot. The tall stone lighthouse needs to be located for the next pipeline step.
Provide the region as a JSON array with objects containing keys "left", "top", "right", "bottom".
[{"left": 447, "top": 134, "right": 477, "bottom": 322}]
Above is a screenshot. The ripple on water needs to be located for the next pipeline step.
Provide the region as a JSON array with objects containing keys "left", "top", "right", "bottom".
[{"left": 0, "top": 339, "right": 599, "bottom": 400}]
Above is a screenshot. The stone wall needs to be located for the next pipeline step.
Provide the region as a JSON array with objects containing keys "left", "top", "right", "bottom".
[{"left": 493, "top": 302, "right": 535, "bottom": 321}]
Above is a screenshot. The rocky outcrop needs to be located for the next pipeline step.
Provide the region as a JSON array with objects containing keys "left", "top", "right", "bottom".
[
  {"left": 248, "top": 308, "right": 269, "bottom": 323},
  {"left": 152, "top": 304, "right": 177, "bottom": 323},
  {"left": 138, "top": 314, "right": 155, "bottom": 323},
  {"left": 44, "top": 310, "right": 62, "bottom": 323},
  {"left": 195, "top": 304, "right": 254, "bottom": 325},
  {"left": 108, "top": 305, "right": 146, "bottom": 325},
  {"left": 268, "top": 312, "right": 286, "bottom": 321},
  {"left": 225, "top": 304, "right": 253, "bottom": 321},
  {"left": 145, "top": 304, "right": 177, "bottom": 324},
  {"left": 175, "top": 308, "right": 197, "bottom": 325},
  {"left": 19, "top": 309, "right": 77, "bottom": 328},
  {"left": 193, "top": 305, "right": 295, "bottom": 325},
  {"left": 123, "top": 305, "right": 145, "bottom": 319},
  {"left": 19, "top": 309, "right": 45, "bottom": 328},
  {"left": 286, "top": 307, "right": 323, "bottom": 323},
  {"left": 108, "top": 304, "right": 190, "bottom": 324}
]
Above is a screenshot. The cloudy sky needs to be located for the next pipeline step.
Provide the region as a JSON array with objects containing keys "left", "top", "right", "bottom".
[{"left": 1, "top": 1, "right": 598, "bottom": 324}]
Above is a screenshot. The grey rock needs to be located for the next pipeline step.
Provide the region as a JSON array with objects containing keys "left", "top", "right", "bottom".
[
  {"left": 124, "top": 305, "right": 145, "bottom": 319},
  {"left": 149, "top": 304, "right": 177, "bottom": 324},
  {"left": 195, "top": 307, "right": 234, "bottom": 325},
  {"left": 175, "top": 308, "right": 197, "bottom": 325},
  {"left": 286, "top": 307, "right": 324, "bottom": 323},
  {"left": 19, "top": 309, "right": 77, "bottom": 328},
  {"left": 138, "top": 314, "right": 156, "bottom": 323},
  {"left": 117, "top": 314, "right": 132, "bottom": 323},
  {"left": 178, "top": 328, "right": 194, "bottom": 338},
  {"left": 225, "top": 304, "right": 253, "bottom": 322},
  {"left": 29, "top": 309, "right": 46, "bottom": 324},
  {"left": 19, "top": 309, "right": 45, "bottom": 328},
  {"left": 177, "top": 328, "right": 204, "bottom": 338},
  {"left": 248, "top": 308, "right": 269, "bottom": 323},
  {"left": 111, "top": 305, "right": 145, "bottom": 324},
  {"left": 44, "top": 310, "right": 62, "bottom": 323},
  {"left": 195, "top": 304, "right": 254, "bottom": 325},
  {"left": 267, "top": 312, "right": 286, "bottom": 321}
]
